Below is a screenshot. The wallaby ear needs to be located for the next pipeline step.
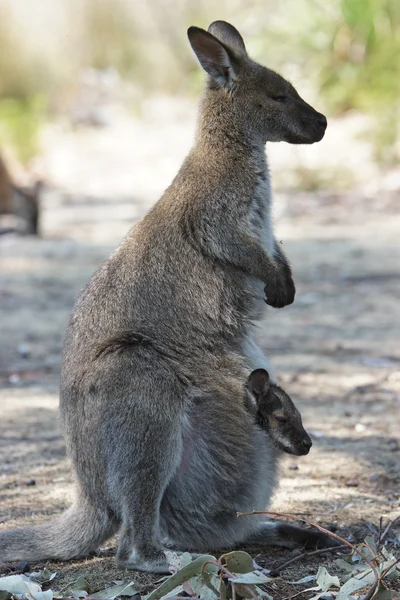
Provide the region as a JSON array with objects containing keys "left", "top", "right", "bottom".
[
  {"left": 248, "top": 369, "right": 270, "bottom": 400},
  {"left": 208, "top": 21, "right": 247, "bottom": 57},
  {"left": 187, "top": 26, "right": 238, "bottom": 89}
]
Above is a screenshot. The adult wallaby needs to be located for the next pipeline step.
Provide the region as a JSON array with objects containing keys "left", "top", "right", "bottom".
[{"left": 0, "top": 22, "right": 328, "bottom": 571}]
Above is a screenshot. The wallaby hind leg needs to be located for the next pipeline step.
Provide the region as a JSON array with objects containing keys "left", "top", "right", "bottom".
[
  {"left": 245, "top": 521, "right": 339, "bottom": 550},
  {"left": 107, "top": 366, "right": 185, "bottom": 573}
]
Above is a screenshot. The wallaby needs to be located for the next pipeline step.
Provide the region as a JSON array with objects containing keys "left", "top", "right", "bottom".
[
  {"left": 0, "top": 153, "right": 40, "bottom": 235},
  {"left": 245, "top": 369, "right": 312, "bottom": 457},
  {"left": 0, "top": 21, "right": 328, "bottom": 571},
  {"left": 162, "top": 369, "right": 325, "bottom": 553}
]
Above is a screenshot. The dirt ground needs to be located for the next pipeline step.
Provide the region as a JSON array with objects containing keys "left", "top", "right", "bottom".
[{"left": 0, "top": 98, "right": 399, "bottom": 597}]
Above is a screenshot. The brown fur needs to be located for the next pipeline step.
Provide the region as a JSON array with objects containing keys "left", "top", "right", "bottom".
[{"left": 0, "top": 21, "right": 329, "bottom": 572}]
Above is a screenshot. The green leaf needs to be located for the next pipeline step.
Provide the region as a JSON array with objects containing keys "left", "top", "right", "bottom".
[
  {"left": 221, "top": 551, "right": 254, "bottom": 574},
  {"left": 0, "top": 574, "right": 42, "bottom": 597},
  {"left": 145, "top": 554, "right": 217, "bottom": 600},
  {"left": 188, "top": 573, "right": 220, "bottom": 599},
  {"left": 373, "top": 583, "right": 399, "bottom": 599},
  {"left": 71, "top": 576, "right": 90, "bottom": 593},
  {"left": 336, "top": 570, "right": 376, "bottom": 600},
  {"left": 229, "top": 571, "right": 274, "bottom": 585},
  {"left": 91, "top": 582, "right": 138, "bottom": 599},
  {"left": 315, "top": 566, "right": 340, "bottom": 591}
]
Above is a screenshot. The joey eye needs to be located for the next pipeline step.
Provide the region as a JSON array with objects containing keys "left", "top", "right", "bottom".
[
  {"left": 271, "top": 95, "right": 287, "bottom": 103},
  {"left": 274, "top": 415, "right": 288, "bottom": 424}
]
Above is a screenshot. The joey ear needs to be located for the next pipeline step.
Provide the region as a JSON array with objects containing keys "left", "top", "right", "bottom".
[
  {"left": 248, "top": 369, "right": 270, "bottom": 400},
  {"left": 187, "top": 26, "right": 238, "bottom": 89},
  {"left": 208, "top": 21, "right": 247, "bottom": 57}
]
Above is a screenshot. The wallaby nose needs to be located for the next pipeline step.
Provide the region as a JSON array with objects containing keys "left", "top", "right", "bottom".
[
  {"left": 317, "top": 114, "right": 327, "bottom": 130},
  {"left": 302, "top": 437, "right": 312, "bottom": 451}
]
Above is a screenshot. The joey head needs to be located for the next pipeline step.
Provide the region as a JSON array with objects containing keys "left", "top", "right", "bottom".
[{"left": 247, "top": 368, "right": 312, "bottom": 456}]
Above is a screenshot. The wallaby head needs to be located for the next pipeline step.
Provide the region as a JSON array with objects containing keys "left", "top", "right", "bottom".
[
  {"left": 247, "top": 369, "right": 312, "bottom": 456},
  {"left": 188, "top": 20, "right": 327, "bottom": 145}
]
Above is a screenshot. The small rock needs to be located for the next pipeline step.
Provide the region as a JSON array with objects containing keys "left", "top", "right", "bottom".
[
  {"left": 25, "top": 479, "right": 36, "bottom": 486},
  {"left": 388, "top": 440, "right": 399, "bottom": 452},
  {"left": 17, "top": 344, "right": 30, "bottom": 359},
  {"left": 269, "top": 570, "right": 280, "bottom": 578},
  {"left": 369, "top": 473, "right": 379, "bottom": 482},
  {"left": 8, "top": 373, "right": 20, "bottom": 385},
  {"left": 355, "top": 423, "right": 366, "bottom": 432},
  {"left": 14, "top": 561, "right": 30, "bottom": 574},
  {"left": 288, "top": 463, "right": 299, "bottom": 470},
  {"left": 345, "top": 481, "right": 359, "bottom": 487}
]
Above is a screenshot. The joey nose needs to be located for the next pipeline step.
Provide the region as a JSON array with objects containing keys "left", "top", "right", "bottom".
[{"left": 302, "top": 438, "right": 312, "bottom": 451}]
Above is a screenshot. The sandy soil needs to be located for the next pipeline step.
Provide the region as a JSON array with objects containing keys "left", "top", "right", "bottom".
[{"left": 0, "top": 98, "right": 399, "bottom": 597}]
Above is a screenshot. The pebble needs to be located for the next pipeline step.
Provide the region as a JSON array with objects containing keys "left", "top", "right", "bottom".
[
  {"left": 388, "top": 440, "right": 399, "bottom": 452},
  {"left": 17, "top": 344, "right": 30, "bottom": 359},
  {"left": 25, "top": 479, "right": 36, "bottom": 486},
  {"left": 345, "top": 481, "right": 359, "bottom": 487},
  {"left": 13, "top": 561, "right": 30, "bottom": 574},
  {"left": 288, "top": 463, "right": 299, "bottom": 470},
  {"left": 369, "top": 473, "right": 379, "bottom": 482}
]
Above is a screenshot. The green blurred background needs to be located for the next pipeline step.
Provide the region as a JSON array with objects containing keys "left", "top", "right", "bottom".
[{"left": 0, "top": 0, "right": 399, "bottom": 170}]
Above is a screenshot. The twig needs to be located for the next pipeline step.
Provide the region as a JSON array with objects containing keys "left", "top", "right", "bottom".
[
  {"left": 237, "top": 510, "right": 381, "bottom": 596},
  {"left": 272, "top": 544, "right": 349, "bottom": 573},
  {"left": 380, "top": 515, "right": 400, "bottom": 546},
  {"left": 377, "top": 516, "right": 384, "bottom": 549}
]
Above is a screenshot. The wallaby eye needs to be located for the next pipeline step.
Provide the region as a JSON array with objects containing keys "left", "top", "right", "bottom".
[
  {"left": 274, "top": 415, "right": 288, "bottom": 424},
  {"left": 271, "top": 95, "right": 287, "bottom": 103}
]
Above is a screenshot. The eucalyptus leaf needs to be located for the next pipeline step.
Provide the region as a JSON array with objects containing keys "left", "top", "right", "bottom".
[
  {"left": 335, "top": 570, "right": 376, "bottom": 600},
  {"left": 221, "top": 551, "right": 253, "bottom": 574},
  {"left": 229, "top": 571, "right": 274, "bottom": 585},
  {"left": 316, "top": 566, "right": 340, "bottom": 591},
  {"left": 373, "top": 583, "right": 399, "bottom": 599},
  {"left": 71, "top": 576, "right": 90, "bottom": 592},
  {"left": 145, "top": 554, "right": 217, "bottom": 600},
  {"left": 91, "top": 582, "right": 138, "bottom": 599},
  {"left": 0, "top": 574, "right": 42, "bottom": 597},
  {"left": 188, "top": 573, "right": 219, "bottom": 599},
  {"left": 287, "top": 575, "right": 316, "bottom": 585}
]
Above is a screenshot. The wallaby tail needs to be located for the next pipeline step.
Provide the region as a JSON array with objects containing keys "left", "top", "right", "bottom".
[{"left": 0, "top": 496, "right": 118, "bottom": 563}]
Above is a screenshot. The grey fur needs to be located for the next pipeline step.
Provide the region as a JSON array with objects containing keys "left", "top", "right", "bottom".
[{"left": 0, "top": 22, "right": 329, "bottom": 571}]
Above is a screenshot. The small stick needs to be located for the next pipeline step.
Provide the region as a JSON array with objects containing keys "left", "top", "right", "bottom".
[
  {"left": 272, "top": 544, "right": 349, "bottom": 574},
  {"left": 380, "top": 515, "right": 400, "bottom": 546},
  {"left": 237, "top": 510, "right": 381, "bottom": 594}
]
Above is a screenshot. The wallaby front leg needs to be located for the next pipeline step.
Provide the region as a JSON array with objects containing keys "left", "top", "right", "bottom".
[
  {"left": 273, "top": 240, "right": 295, "bottom": 306},
  {"left": 206, "top": 229, "right": 291, "bottom": 308}
]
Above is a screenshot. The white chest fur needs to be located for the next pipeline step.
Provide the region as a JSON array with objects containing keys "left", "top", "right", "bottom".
[{"left": 247, "top": 148, "right": 276, "bottom": 259}]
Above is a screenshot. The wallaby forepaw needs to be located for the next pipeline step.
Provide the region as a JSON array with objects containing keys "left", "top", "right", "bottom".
[
  {"left": 285, "top": 276, "right": 296, "bottom": 305},
  {"left": 264, "top": 275, "right": 295, "bottom": 308}
]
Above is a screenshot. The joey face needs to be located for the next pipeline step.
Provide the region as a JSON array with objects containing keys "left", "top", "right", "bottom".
[
  {"left": 248, "top": 369, "right": 312, "bottom": 456},
  {"left": 188, "top": 21, "right": 327, "bottom": 145}
]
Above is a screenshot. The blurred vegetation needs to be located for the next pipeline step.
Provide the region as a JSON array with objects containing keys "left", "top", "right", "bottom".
[{"left": 0, "top": 0, "right": 398, "bottom": 166}]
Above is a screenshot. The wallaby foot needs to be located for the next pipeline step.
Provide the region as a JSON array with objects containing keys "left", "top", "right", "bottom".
[
  {"left": 117, "top": 543, "right": 170, "bottom": 573},
  {"left": 246, "top": 521, "right": 339, "bottom": 550}
]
